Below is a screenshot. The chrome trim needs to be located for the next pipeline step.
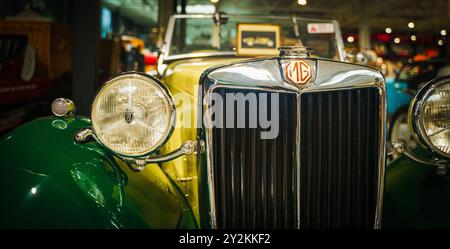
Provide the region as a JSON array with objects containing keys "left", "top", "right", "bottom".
[
  {"left": 202, "top": 57, "right": 386, "bottom": 229},
  {"left": 375, "top": 78, "right": 387, "bottom": 229},
  {"left": 160, "top": 14, "right": 345, "bottom": 66},
  {"left": 203, "top": 97, "right": 217, "bottom": 228},
  {"left": 123, "top": 140, "right": 197, "bottom": 172},
  {"left": 51, "top": 98, "right": 76, "bottom": 117},
  {"left": 296, "top": 90, "right": 301, "bottom": 228},
  {"left": 409, "top": 76, "right": 450, "bottom": 159},
  {"left": 74, "top": 127, "right": 94, "bottom": 143},
  {"left": 90, "top": 72, "right": 176, "bottom": 158},
  {"left": 206, "top": 58, "right": 299, "bottom": 91},
  {"left": 146, "top": 140, "right": 197, "bottom": 163},
  {"left": 389, "top": 141, "right": 448, "bottom": 168},
  {"left": 305, "top": 60, "right": 384, "bottom": 92},
  {"left": 279, "top": 46, "right": 313, "bottom": 58},
  {"left": 75, "top": 128, "right": 198, "bottom": 170}
]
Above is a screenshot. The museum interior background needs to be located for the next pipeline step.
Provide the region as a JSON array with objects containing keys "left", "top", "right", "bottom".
[{"left": 0, "top": 0, "right": 448, "bottom": 135}]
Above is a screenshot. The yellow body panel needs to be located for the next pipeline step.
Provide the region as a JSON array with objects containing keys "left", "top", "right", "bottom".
[
  {"left": 115, "top": 157, "right": 183, "bottom": 228},
  {"left": 164, "top": 57, "right": 248, "bottom": 96},
  {"left": 158, "top": 57, "right": 249, "bottom": 224}
]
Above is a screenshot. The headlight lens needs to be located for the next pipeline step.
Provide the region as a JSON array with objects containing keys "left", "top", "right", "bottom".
[
  {"left": 91, "top": 73, "right": 175, "bottom": 157},
  {"left": 410, "top": 77, "right": 450, "bottom": 158}
]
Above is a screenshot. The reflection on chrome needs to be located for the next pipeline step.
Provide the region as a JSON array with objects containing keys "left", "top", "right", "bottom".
[
  {"left": 319, "top": 69, "right": 380, "bottom": 86},
  {"left": 219, "top": 66, "right": 278, "bottom": 82}
]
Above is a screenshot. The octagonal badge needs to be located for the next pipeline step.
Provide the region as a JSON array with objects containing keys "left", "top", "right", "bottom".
[{"left": 285, "top": 60, "right": 313, "bottom": 85}]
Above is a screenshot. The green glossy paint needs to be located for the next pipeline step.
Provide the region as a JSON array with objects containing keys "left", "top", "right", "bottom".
[
  {"left": 0, "top": 116, "right": 197, "bottom": 228},
  {"left": 384, "top": 147, "right": 450, "bottom": 228}
]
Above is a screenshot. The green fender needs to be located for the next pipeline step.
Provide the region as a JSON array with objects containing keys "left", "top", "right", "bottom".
[
  {"left": 383, "top": 148, "right": 450, "bottom": 228},
  {"left": 0, "top": 116, "right": 197, "bottom": 228}
]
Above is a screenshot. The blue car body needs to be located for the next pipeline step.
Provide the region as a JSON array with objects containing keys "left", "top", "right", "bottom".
[{"left": 386, "top": 77, "right": 411, "bottom": 118}]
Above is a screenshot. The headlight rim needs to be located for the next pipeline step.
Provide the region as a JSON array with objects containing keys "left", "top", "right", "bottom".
[
  {"left": 409, "top": 75, "right": 450, "bottom": 159},
  {"left": 91, "top": 71, "right": 176, "bottom": 158}
]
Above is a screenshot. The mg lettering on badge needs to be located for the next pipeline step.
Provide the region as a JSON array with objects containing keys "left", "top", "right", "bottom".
[{"left": 285, "top": 60, "right": 313, "bottom": 85}]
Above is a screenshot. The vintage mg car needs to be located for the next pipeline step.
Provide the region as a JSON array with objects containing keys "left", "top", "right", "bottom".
[{"left": 0, "top": 13, "right": 448, "bottom": 229}]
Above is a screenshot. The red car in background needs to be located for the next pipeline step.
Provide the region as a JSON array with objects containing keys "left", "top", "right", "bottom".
[{"left": 0, "top": 20, "right": 72, "bottom": 135}]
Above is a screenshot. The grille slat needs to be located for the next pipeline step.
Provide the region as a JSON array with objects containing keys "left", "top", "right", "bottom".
[
  {"left": 231, "top": 119, "right": 238, "bottom": 228},
  {"left": 327, "top": 92, "right": 333, "bottom": 227},
  {"left": 261, "top": 134, "right": 267, "bottom": 227},
  {"left": 270, "top": 129, "right": 277, "bottom": 228}
]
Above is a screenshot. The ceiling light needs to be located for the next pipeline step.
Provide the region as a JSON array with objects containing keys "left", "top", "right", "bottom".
[
  {"left": 210, "top": 0, "right": 219, "bottom": 3},
  {"left": 411, "top": 35, "right": 417, "bottom": 41},
  {"left": 438, "top": 40, "right": 444, "bottom": 46},
  {"left": 385, "top": 27, "right": 392, "bottom": 34},
  {"left": 394, "top": 37, "right": 400, "bottom": 44},
  {"left": 441, "top": 29, "right": 447, "bottom": 36},
  {"left": 408, "top": 22, "right": 415, "bottom": 29},
  {"left": 347, "top": 36, "right": 354, "bottom": 43},
  {"left": 298, "top": 0, "right": 307, "bottom": 6}
]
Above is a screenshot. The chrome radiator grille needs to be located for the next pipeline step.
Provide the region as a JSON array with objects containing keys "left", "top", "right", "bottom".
[{"left": 207, "top": 87, "right": 381, "bottom": 229}]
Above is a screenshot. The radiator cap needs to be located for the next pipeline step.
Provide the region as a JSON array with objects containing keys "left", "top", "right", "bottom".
[{"left": 279, "top": 46, "right": 313, "bottom": 58}]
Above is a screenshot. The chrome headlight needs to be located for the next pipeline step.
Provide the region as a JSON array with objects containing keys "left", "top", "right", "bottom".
[
  {"left": 409, "top": 76, "right": 450, "bottom": 158},
  {"left": 91, "top": 73, "right": 175, "bottom": 157}
]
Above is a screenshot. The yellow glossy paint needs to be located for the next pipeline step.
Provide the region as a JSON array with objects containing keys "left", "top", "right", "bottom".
[
  {"left": 114, "top": 157, "right": 184, "bottom": 228},
  {"left": 157, "top": 57, "right": 249, "bottom": 224},
  {"left": 164, "top": 57, "right": 249, "bottom": 96}
]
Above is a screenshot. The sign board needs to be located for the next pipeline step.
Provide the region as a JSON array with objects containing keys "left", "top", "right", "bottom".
[
  {"left": 236, "top": 23, "right": 281, "bottom": 56},
  {"left": 307, "top": 23, "right": 335, "bottom": 34}
]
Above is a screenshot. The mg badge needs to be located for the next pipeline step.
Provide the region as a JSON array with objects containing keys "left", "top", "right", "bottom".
[
  {"left": 124, "top": 108, "right": 134, "bottom": 124},
  {"left": 285, "top": 60, "right": 313, "bottom": 85}
]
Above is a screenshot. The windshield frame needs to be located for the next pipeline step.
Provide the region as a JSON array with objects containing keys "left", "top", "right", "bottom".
[{"left": 160, "top": 14, "right": 345, "bottom": 63}]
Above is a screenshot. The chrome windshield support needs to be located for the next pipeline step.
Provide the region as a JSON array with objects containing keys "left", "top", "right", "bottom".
[{"left": 292, "top": 15, "right": 300, "bottom": 38}]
